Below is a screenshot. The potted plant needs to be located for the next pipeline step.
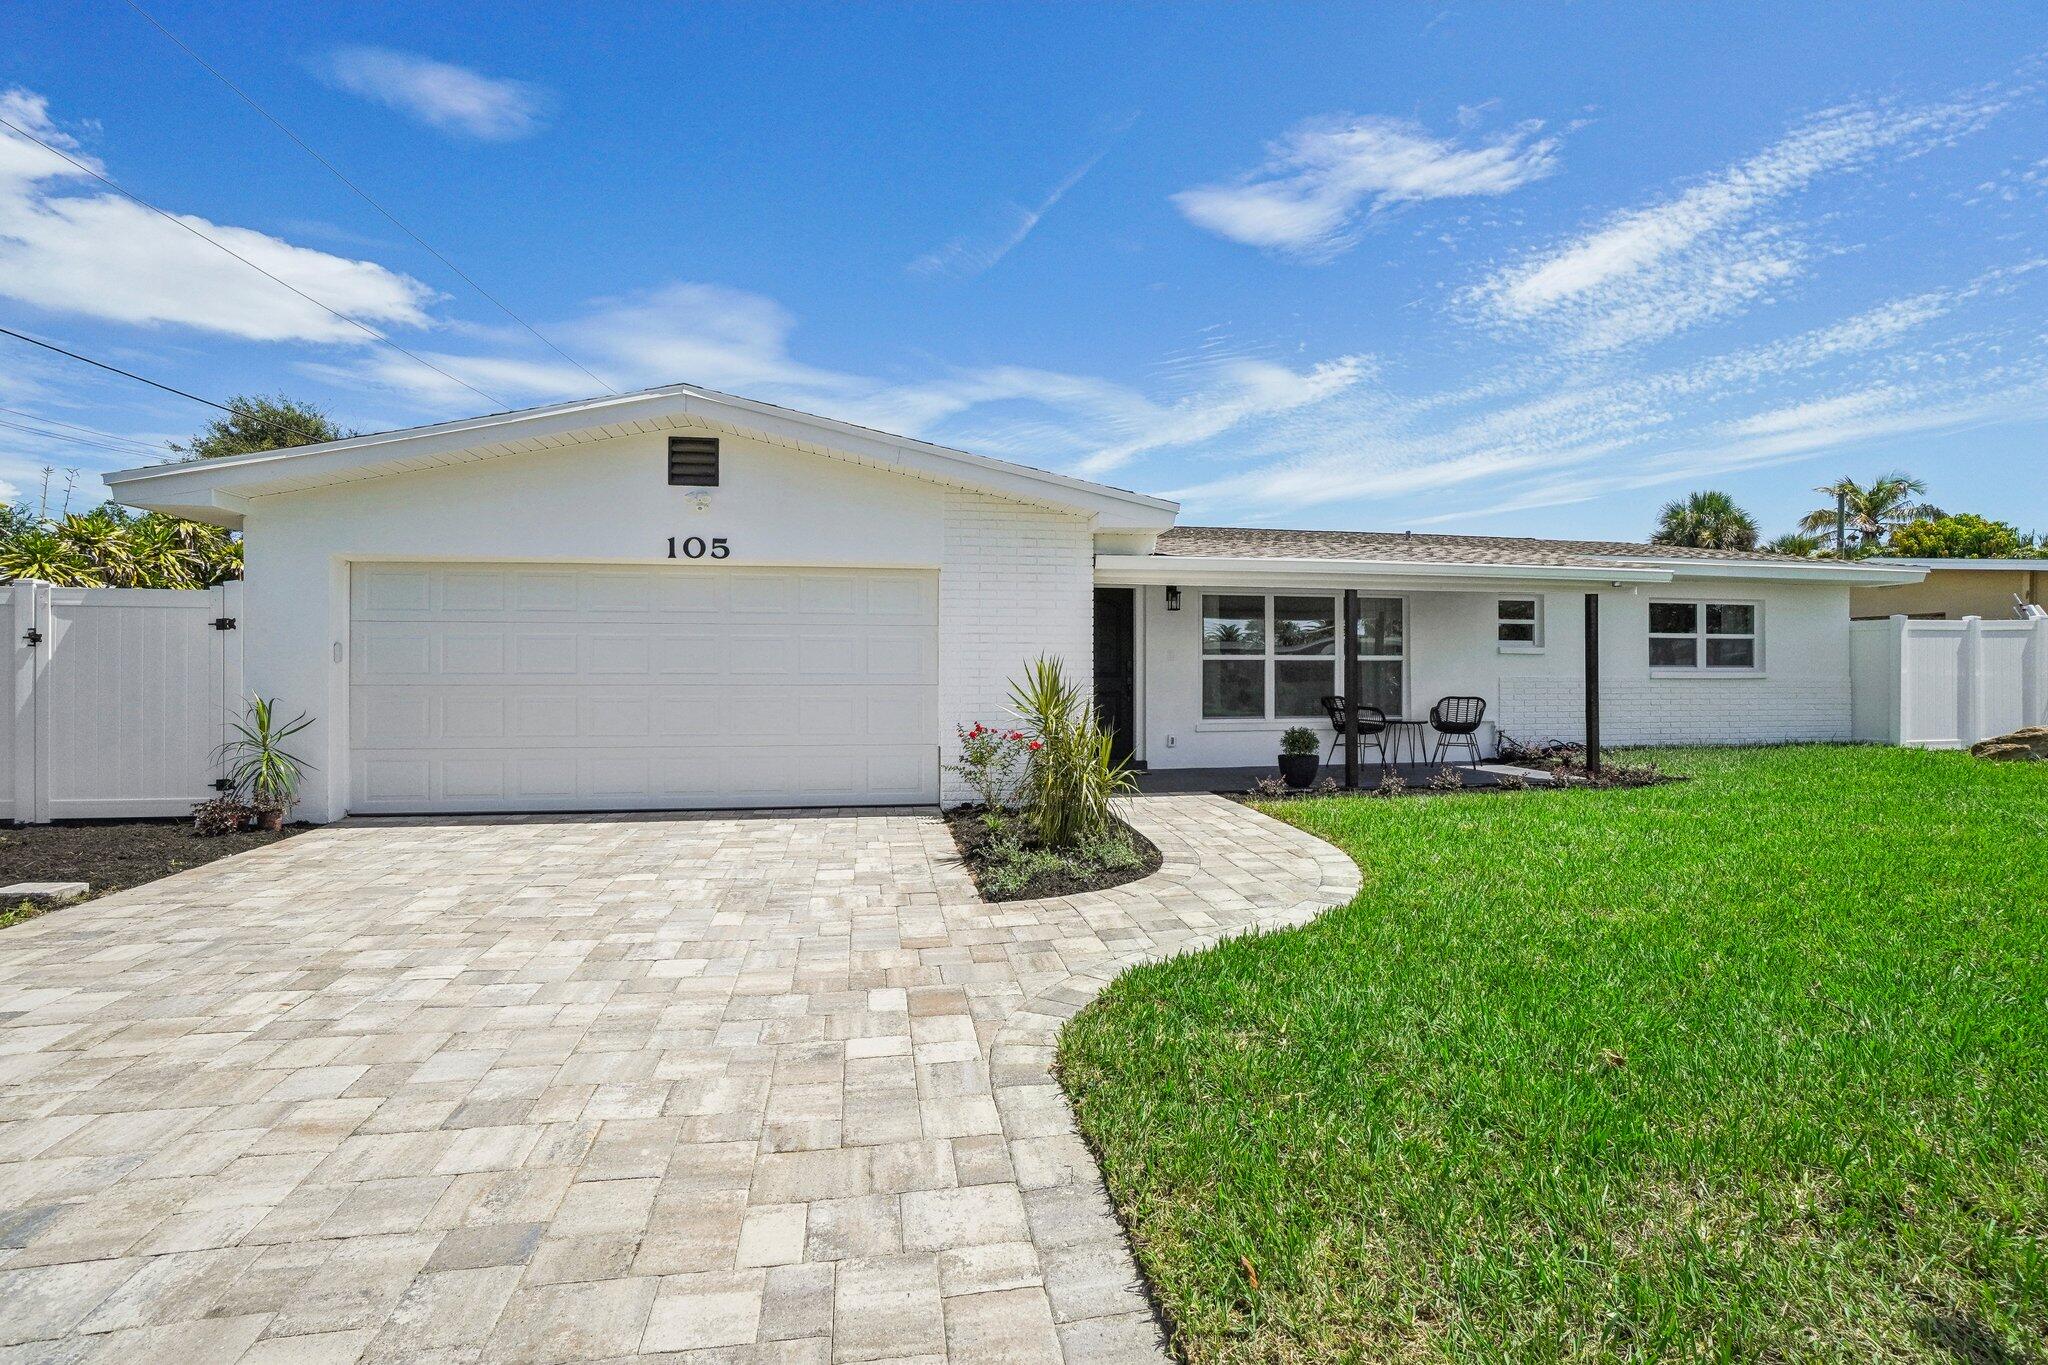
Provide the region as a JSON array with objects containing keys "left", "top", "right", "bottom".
[
  {"left": 217, "top": 695, "right": 315, "bottom": 830},
  {"left": 1278, "top": 725, "right": 1320, "bottom": 788}
]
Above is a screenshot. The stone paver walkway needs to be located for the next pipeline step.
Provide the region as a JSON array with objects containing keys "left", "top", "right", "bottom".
[{"left": 0, "top": 794, "right": 1358, "bottom": 1363}]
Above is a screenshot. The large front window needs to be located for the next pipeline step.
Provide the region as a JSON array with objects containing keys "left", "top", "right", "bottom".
[
  {"left": 1202, "top": 594, "right": 1404, "bottom": 719},
  {"left": 1649, "top": 600, "right": 1759, "bottom": 671}
]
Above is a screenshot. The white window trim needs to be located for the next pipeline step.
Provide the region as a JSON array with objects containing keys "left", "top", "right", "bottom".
[
  {"left": 1496, "top": 595, "right": 1544, "bottom": 654},
  {"left": 1198, "top": 592, "right": 1408, "bottom": 723},
  {"left": 1647, "top": 597, "right": 1764, "bottom": 676}
]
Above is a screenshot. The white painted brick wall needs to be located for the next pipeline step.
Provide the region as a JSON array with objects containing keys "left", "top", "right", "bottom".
[
  {"left": 1498, "top": 676, "right": 1852, "bottom": 747},
  {"left": 939, "top": 492, "right": 1095, "bottom": 805}
]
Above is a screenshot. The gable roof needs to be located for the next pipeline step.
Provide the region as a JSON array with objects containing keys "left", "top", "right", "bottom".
[{"left": 101, "top": 383, "right": 1180, "bottom": 530}]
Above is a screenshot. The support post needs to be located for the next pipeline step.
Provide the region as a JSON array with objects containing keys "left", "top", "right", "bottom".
[
  {"left": 1583, "top": 592, "right": 1601, "bottom": 777},
  {"left": 1343, "top": 589, "right": 1361, "bottom": 789}
]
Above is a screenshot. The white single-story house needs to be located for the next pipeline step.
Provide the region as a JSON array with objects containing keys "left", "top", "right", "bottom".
[{"left": 102, "top": 385, "right": 1928, "bottom": 822}]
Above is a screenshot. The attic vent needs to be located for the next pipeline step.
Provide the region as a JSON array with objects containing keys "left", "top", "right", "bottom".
[{"left": 668, "top": 436, "right": 720, "bottom": 487}]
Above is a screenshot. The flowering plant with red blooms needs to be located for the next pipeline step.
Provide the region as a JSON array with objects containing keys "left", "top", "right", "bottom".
[{"left": 948, "top": 721, "right": 1028, "bottom": 816}]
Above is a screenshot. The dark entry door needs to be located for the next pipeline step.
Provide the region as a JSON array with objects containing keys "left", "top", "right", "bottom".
[{"left": 1093, "top": 588, "right": 1137, "bottom": 766}]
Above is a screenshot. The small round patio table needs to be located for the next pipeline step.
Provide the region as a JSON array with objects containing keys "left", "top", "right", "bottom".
[{"left": 1383, "top": 717, "right": 1432, "bottom": 765}]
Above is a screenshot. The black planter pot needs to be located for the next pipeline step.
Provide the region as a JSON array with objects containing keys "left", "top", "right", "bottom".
[{"left": 1277, "top": 753, "right": 1319, "bottom": 788}]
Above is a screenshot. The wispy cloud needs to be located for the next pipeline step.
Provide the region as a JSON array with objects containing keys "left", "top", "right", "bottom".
[
  {"left": 1173, "top": 113, "right": 1561, "bottom": 260},
  {"left": 1466, "top": 92, "right": 2009, "bottom": 352},
  {"left": 317, "top": 47, "right": 547, "bottom": 141},
  {"left": 910, "top": 122, "right": 1132, "bottom": 278},
  {"left": 0, "top": 88, "right": 437, "bottom": 342},
  {"left": 311, "top": 278, "right": 1373, "bottom": 477}
]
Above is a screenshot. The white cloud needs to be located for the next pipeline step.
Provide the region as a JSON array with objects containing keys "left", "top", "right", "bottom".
[
  {"left": 911, "top": 135, "right": 1121, "bottom": 278},
  {"left": 1173, "top": 114, "right": 1561, "bottom": 260},
  {"left": 0, "top": 88, "right": 437, "bottom": 342},
  {"left": 1468, "top": 94, "right": 2007, "bottom": 352},
  {"left": 318, "top": 47, "right": 546, "bottom": 141},
  {"left": 315, "top": 278, "right": 1374, "bottom": 478}
]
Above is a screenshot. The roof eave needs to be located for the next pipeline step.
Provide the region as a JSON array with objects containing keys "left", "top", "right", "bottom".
[
  {"left": 1094, "top": 554, "right": 1677, "bottom": 587},
  {"left": 102, "top": 385, "right": 1179, "bottom": 529}
]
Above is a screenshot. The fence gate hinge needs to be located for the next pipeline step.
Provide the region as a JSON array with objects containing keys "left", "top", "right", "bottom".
[
  {"left": 20, "top": 627, "right": 40, "bottom": 647},
  {"left": 211, "top": 617, "right": 237, "bottom": 631},
  {"left": 211, "top": 778, "right": 235, "bottom": 792}
]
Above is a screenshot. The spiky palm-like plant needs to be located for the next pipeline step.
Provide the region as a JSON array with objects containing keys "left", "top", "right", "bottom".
[{"left": 1651, "top": 490, "right": 1760, "bottom": 551}]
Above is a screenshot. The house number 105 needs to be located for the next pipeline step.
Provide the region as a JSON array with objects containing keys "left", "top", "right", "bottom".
[{"left": 667, "top": 536, "right": 730, "bottom": 560}]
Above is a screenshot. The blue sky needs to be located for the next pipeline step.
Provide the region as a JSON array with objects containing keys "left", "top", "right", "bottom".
[{"left": 3, "top": 2, "right": 2046, "bottom": 541}]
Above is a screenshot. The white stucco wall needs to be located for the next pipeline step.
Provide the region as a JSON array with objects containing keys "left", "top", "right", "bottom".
[
  {"left": 236, "top": 429, "right": 1093, "bottom": 820},
  {"left": 1133, "top": 577, "right": 1855, "bottom": 767}
]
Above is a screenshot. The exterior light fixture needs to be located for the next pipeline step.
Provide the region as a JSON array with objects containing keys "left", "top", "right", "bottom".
[{"left": 1166, "top": 586, "right": 1182, "bottom": 611}]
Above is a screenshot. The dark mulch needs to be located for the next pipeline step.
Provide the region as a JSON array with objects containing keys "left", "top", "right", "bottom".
[
  {"left": 0, "top": 819, "right": 301, "bottom": 904},
  {"left": 945, "top": 808, "right": 1163, "bottom": 903}
]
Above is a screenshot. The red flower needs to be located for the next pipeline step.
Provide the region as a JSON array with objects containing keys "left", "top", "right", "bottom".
[
  {"left": 1007, "top": 730, "right": 1025, "bottom": 741},
  {"left": 1028, "top": 739, "right": 1043, "bottom": 751}
]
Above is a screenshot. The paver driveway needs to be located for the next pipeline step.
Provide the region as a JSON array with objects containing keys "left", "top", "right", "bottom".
[{"left": 0, "top": 794, "right": 1357, "bottom": 1363}]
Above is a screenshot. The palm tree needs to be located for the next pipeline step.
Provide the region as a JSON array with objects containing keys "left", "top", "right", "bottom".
[
  {"left": 1651, "top": 491, "right": 1760, "bottom": 550},
  {"left": 1797, "top": 473, "right": 1943, "bottom": 553},
  {"left": 1764, "top": 531, "right": 1826, "bottom": 558}
]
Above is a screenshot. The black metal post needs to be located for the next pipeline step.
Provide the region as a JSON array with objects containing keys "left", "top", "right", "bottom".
[
  {"left": 1343, "top": 589, "right": 1361, "bottom": 789},
  {"left": 1583, "top": 592, "right": 1602, "bottom": 776}
]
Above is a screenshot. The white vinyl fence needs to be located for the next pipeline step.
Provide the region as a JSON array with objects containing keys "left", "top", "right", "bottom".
[
  {"left": 1850, "top": 614, "right": 2048, "bottom": 748},
  {"left": 5, "top": 580, "right": 244, "bottom": 822}
]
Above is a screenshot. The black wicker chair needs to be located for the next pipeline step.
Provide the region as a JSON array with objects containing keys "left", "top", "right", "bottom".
[
  {"left": 1320, "top": 695, "right": 1389, "bottom": 766},
  {"left": 1429, "top": 695, "right": 1487, "bottom": 766}
]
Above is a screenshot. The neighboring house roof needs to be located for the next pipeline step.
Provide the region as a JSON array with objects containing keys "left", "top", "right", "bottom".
[
  {"left": 101, "top": 383, "right": 1179, "bottom": 531},
  {"left": 1156, "top": 525, "right": 1799, "bottom": 567}
]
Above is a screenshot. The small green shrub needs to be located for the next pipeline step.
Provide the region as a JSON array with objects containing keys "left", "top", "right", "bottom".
[
  {"left": 1280, "top": 726, "right": 1319, "bottom": 757},
  {"left": 1008, "top": 656, "right": 1135, "bottom": 848}
]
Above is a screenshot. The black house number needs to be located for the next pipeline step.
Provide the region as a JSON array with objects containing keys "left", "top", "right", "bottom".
[{"left": 667, "top": 536, "right": 730, "bottom": 560}]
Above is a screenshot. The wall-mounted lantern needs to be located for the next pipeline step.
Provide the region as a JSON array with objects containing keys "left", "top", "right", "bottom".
[{"left": 1166, "top": 586, "right": 1182, "bottom": 611}]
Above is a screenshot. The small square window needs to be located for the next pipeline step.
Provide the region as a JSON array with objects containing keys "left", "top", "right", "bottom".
[{"left": 1497, "top": 597, "right": 1542, "bottom": 647}]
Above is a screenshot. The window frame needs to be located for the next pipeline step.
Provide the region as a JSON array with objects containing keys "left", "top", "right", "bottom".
[
  {"left": 1647, "top": 598, "right": 1763, "bottom": 675},
  {"left": 1496, "top": 596, "right": 1544, "bottom": 653},
  {"left": 1198, "top": 592, "right": 1408, "bottom": 724}
]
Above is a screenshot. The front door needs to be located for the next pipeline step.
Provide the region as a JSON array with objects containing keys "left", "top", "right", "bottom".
[{"left": 1092, "top": 587, "right": 1137, "bottom": 766}]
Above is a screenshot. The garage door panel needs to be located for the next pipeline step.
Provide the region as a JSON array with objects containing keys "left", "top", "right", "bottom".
[{"left": 350, "top": 563, "right": 938, "bottom": 812}]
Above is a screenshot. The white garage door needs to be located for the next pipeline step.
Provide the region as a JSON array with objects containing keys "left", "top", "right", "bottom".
[{"left": 349, "top": 563, "right": 940, "bottom": 813}]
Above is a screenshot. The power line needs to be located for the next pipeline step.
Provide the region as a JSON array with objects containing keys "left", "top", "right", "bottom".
[
  {"left": 0, "top": 406, "right": 169, "bottom": 455},
  {"left": 0, "top": 416, "right": 158, "bottom": 458},
  {"left": 120, "top": 0, "right": 619, "bottom": 397},
  {"left": 0, "top": 325, "right": 333, "bottom": 447},
  {"left": 0, "top": 113, "right": 507, "bottom": 409}
]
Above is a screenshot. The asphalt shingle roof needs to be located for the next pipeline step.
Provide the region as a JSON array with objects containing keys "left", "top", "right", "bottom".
[{"left": 1154, "top": 525, "right": 1799, "bottom": 568}]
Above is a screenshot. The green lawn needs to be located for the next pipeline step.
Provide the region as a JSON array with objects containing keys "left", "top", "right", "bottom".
[{"left": 1057, "top": 746, "right": 2048, "bottom": 1362}]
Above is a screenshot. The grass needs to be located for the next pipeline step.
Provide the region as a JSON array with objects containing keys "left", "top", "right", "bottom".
[{"left": 1057, "top": 746, "right": 2048, "bottom": 1362}]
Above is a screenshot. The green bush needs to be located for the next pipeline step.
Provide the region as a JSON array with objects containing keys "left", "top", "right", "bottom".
[
  {"left": 1280, "top": 726, "right": 1319, "bottom": 757},
  {"left": 1007, "top": 656, "right": 1135, "bottom": 848}
]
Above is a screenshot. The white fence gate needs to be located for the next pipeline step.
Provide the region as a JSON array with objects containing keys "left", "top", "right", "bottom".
[
  {"left": 5, "top": 580, "right": 244, "bottom": 822},
  {"left": 1850, "top": 614, "right": 2048, "bottom": 748}
]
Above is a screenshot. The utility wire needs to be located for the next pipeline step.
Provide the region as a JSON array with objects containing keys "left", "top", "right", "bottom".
[
  {"left": 0, "top": 325, "right": 334, "bottom": 446},
  {"left": 0, "top": 406, "right": 170, "bottom": 455},
  {"left": 0, "top": 416, "right": 159, "bottom": 458},
  {"left": 121, "top": 0, "right": 618, "bottom": 397},
  {"left": 0, "top": 114, "right": 506, "bottom": 409}
]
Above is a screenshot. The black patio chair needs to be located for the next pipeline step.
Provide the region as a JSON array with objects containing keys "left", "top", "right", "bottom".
[
  {"left": 1429, "top": 696, "right": 1487, "bottom": 766},
  {"left": 1320, "top": 695, "right": 1388, "bottom": 766}
]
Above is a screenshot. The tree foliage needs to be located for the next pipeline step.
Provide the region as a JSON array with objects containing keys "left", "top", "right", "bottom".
[
  {"left": 1887, "top": 513, "right": 2037, "bottom": 559},
  {"left": 0, "top": 503, "right": 241, "bottom": 587},
  {"left": 170, "top": 394, "right": 351, "bottom": 460},
  {"left": 1764, "top": 532, "right": 1826, "bottom": 558},
  {"left": 1797, "top": 473, "right": 1943, "bottom": 552},
  {"left": 1651, "top": 490, "right": 1760, "bottom": 550}
]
